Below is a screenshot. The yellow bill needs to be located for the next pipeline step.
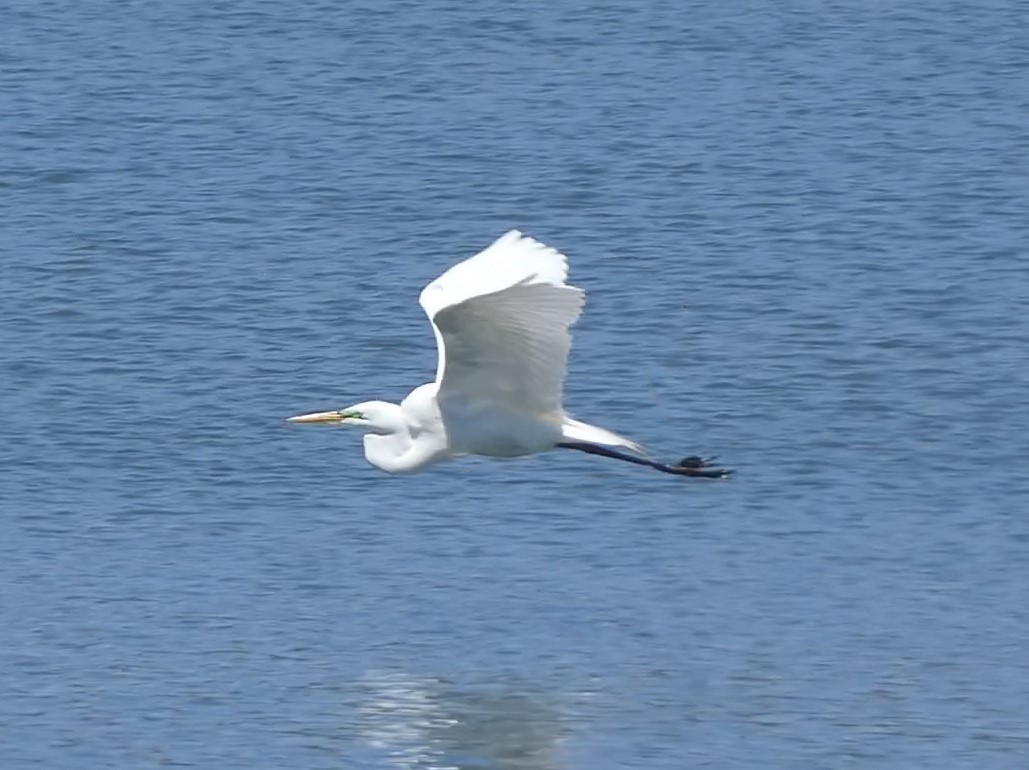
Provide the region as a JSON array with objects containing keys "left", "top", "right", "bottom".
[{"left": 286, "top": 410, "right": 347, "bottom": 424}]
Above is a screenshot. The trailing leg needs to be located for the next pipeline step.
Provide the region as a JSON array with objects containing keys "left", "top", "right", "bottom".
[{"left": 556, "top": 442, "right": 732, "bottom": 478}]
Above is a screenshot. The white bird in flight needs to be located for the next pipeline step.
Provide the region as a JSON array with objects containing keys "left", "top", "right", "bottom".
[{"left": 288, "top": 230, "right": 731, "bottom": 478}]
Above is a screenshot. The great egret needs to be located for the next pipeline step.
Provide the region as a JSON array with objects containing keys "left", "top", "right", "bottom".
[{"left": 288, "top": 230, "right": 731, "bottom": 478}]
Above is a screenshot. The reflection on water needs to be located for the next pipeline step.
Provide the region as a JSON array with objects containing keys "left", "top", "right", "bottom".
[{"left": 356, "top": 672, "right": 572, "bottom": 770}]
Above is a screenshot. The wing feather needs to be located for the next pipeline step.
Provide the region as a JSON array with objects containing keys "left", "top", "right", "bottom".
[{"left": 419, "top": 231, "right": 585, "bottom": 414}]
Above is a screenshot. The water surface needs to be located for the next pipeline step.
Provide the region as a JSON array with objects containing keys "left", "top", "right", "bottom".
[{"left": 3, "top": 0, "right": 1029, "bottom": 767}]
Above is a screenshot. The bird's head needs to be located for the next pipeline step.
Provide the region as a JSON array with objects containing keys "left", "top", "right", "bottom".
[{"left": 287, "top": 401, "right": 402, "bottom": 435}]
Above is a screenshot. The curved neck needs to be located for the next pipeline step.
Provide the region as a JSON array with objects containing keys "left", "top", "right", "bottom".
[
  {"left": 356, "top": 402, "right": 416, "bottom": 473},
  {"left": 364, "top": 433, "right": 412, "bottom": 472},
  {"left": 360, "top": 402, "right": 446, "bottom": 474}
]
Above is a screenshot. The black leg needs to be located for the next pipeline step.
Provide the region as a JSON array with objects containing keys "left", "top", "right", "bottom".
[{"left": 557, "top": 442, "right": 732, "bottom": 478}]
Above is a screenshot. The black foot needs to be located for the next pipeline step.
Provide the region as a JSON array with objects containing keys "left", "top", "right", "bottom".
[{"left": 663, "top": 455, "right": 733, "bottom": 478}]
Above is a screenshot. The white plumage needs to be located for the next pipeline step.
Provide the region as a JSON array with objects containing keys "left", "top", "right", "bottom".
[
  {"left": 423, "top": 234, "right": 584, "bottom": 415},
  {"left": 288, "top": 230, "right": 731, "bottom": 479}
]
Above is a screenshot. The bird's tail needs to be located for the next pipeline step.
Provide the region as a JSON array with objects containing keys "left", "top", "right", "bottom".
[{"left": 560, "top": 417, "right": 646, "bottom": 455}]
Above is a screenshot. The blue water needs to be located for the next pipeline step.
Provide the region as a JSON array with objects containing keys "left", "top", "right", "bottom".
[{"left": 3, "top": 1, "right": 1029, "bottom": 767}]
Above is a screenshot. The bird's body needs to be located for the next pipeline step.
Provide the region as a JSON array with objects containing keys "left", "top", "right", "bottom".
[{"left": 289, "top": 231, "right": 730, "bottom": 479}]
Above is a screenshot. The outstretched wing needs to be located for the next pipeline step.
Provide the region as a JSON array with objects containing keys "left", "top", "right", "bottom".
[{"left": 419, "top": 230, "right": 585, "bottom": 415}]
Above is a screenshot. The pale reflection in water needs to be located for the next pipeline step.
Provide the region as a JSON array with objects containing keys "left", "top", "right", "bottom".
[{"left": 357, "top": 672, "right": 573, "bottom": 770}]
